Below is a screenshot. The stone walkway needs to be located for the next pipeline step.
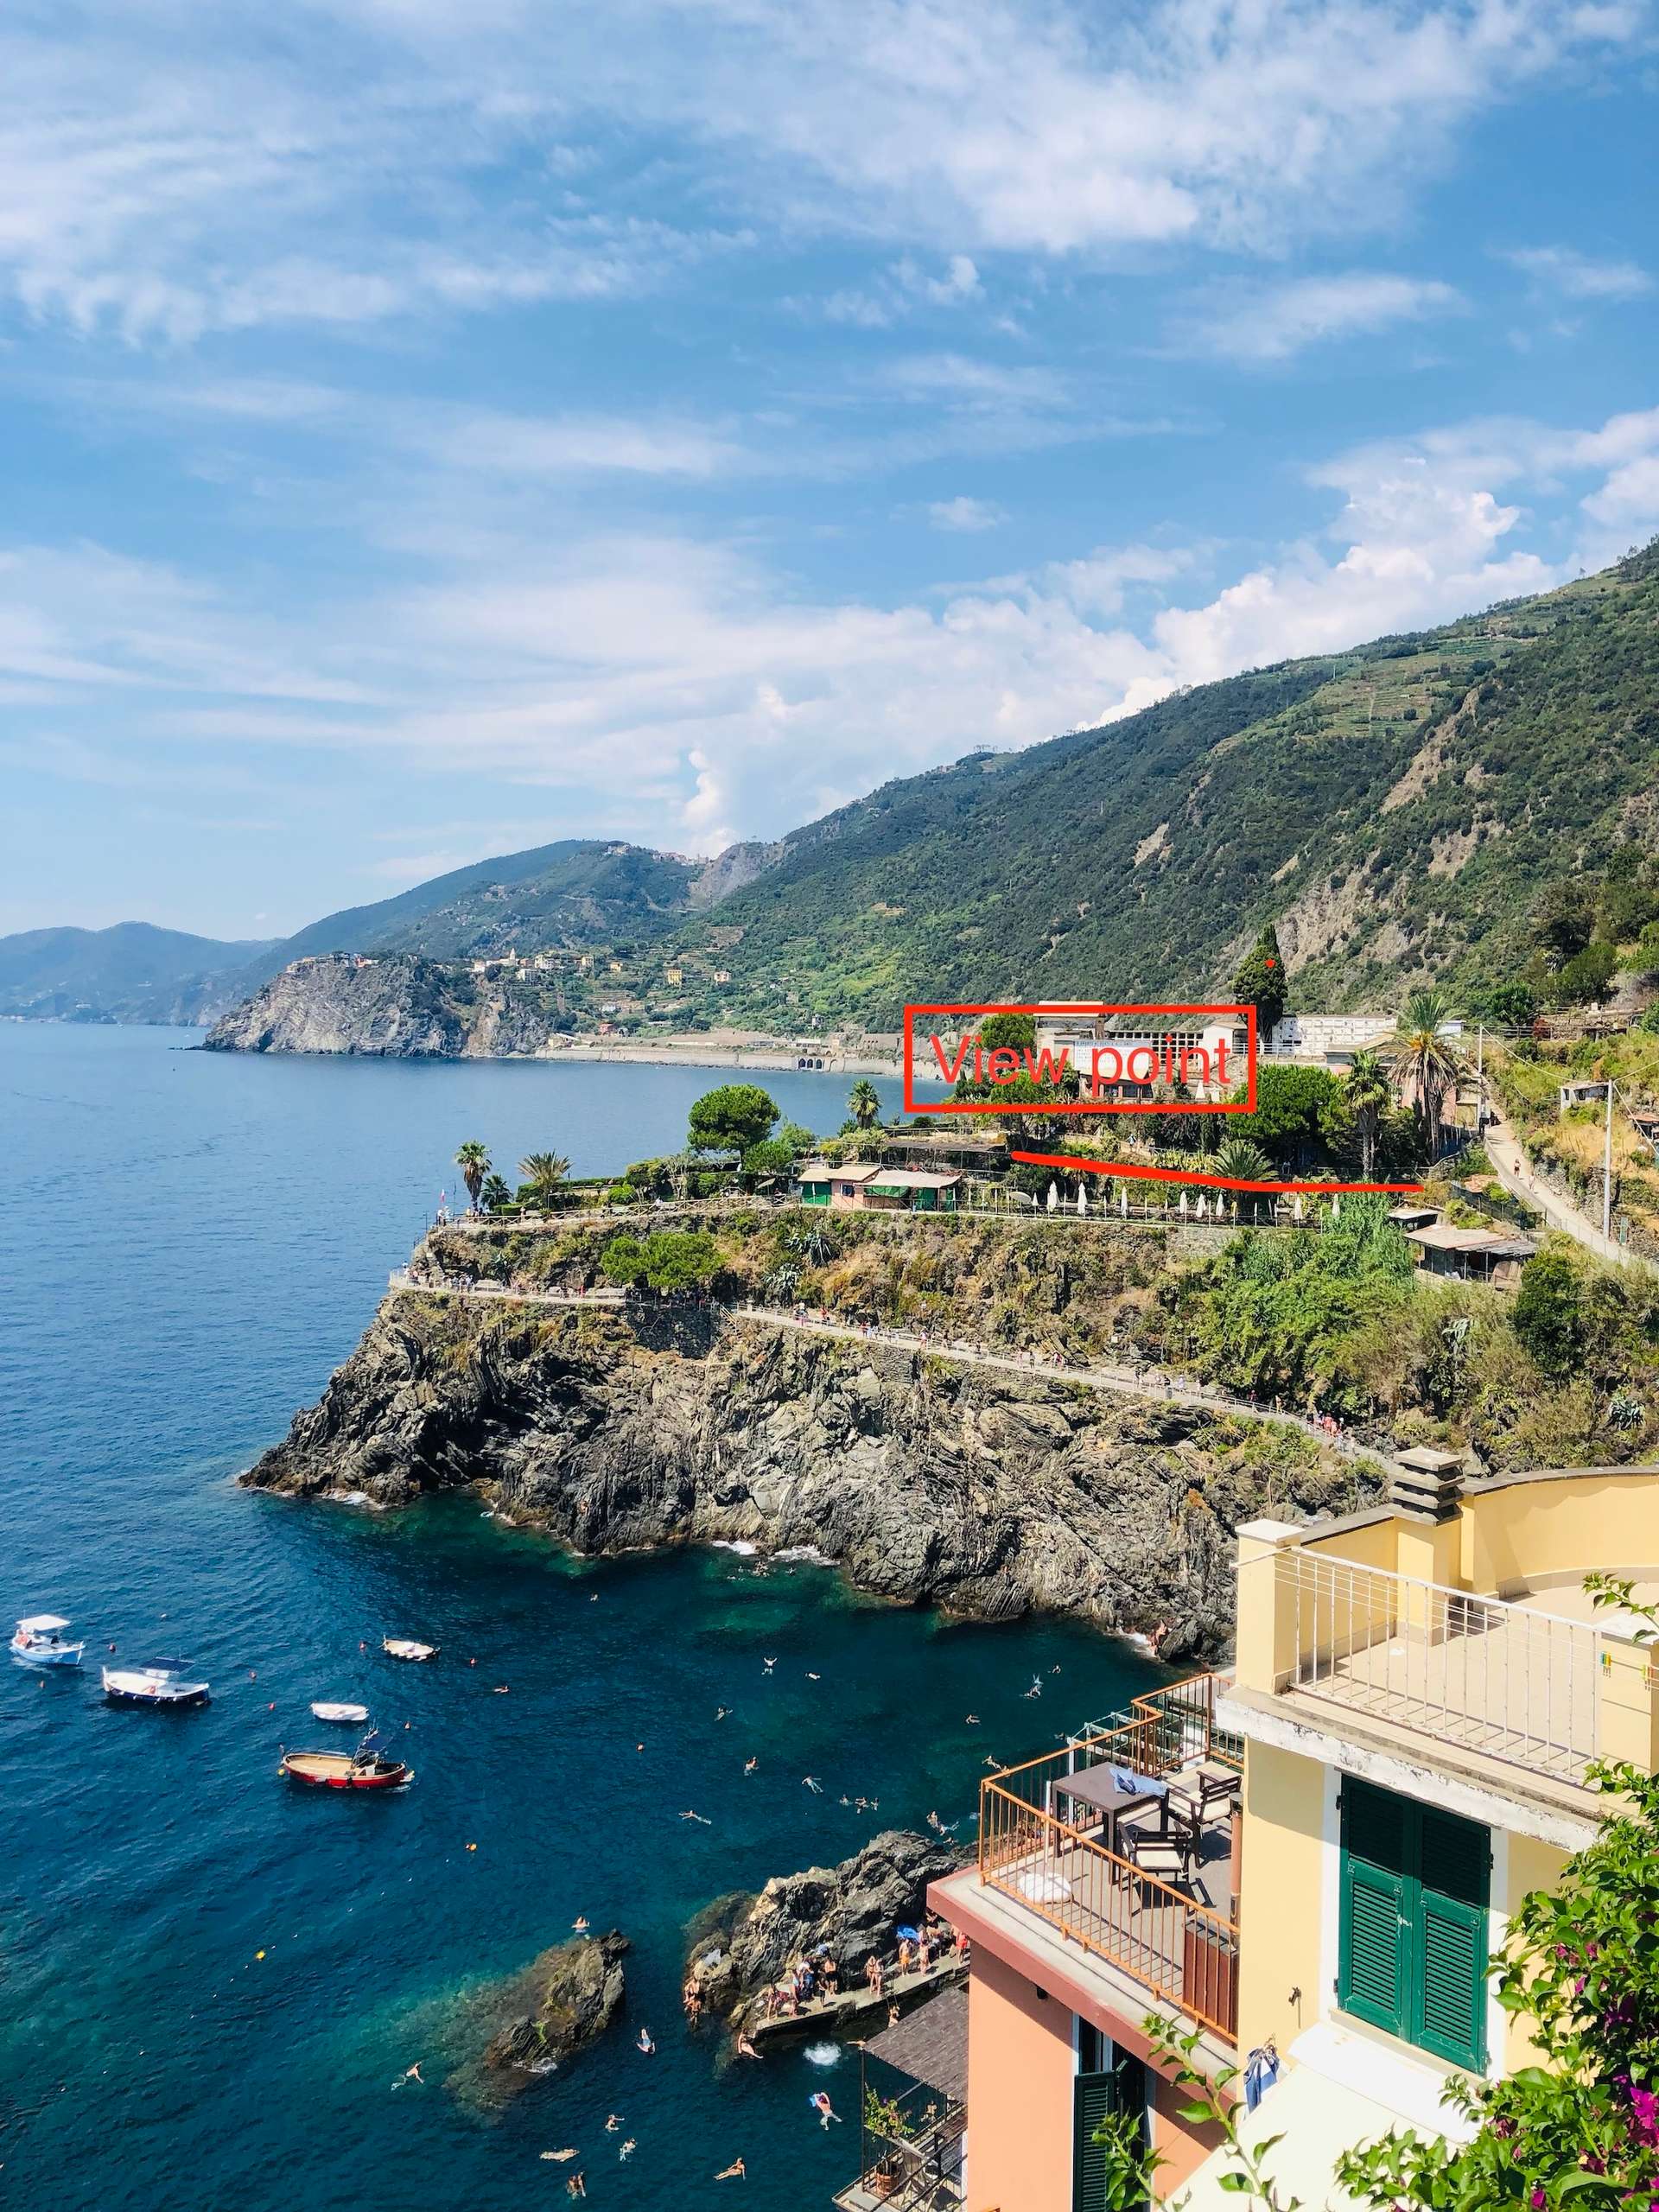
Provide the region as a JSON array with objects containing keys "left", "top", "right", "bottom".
[{"left": 386, "top": 1271, "right": 1375, "bottom": 1462}]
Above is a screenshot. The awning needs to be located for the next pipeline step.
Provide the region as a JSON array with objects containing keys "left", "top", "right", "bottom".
[
  {"left": 1171, "top": 2025, "right": 1475, "bottom": 2211},
  {"left": 861, "top": 1984, "right": 968, "bottom": 2104}
]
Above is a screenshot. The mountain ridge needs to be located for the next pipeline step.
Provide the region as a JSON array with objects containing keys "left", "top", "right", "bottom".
[{"left": 17, "top": 541, "right": 1659, "bottom": 1038}]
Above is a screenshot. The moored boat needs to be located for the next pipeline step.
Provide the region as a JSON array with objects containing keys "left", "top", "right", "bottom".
[
  {"left": 10, "top": 1615, "right": 86, "bottom": 1669},
  {"left": 102, "top": 1659, "right": 211, "bottom": 1708},
  {"left": 310, "top": 1700, "right": 370, "bottom": 1724},
  {"left": 383, "top": 1638, "right": 437, "bottom": 1662},
  {"left": 280, "top": 1734, "right": 411, "bottom": 1789}
]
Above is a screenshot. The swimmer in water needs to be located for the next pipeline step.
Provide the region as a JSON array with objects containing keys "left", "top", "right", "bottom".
[
  {"left": 744, "top": 1757, "right": 758, "bottom": 1774},
  {"left": 715, "top": 2159, "right": 746, "bottom": 2181},
  {"left": 810, "top": 2092, "right": 842, "bottom": 2129},
  {"left": 637, "top": 2028, "right": 657, "bottom": 2054}
]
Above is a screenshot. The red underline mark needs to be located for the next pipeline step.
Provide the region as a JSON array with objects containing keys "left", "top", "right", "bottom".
[{"left": 1010, "top": 1150, "right": 1425, "bottom": 1196}]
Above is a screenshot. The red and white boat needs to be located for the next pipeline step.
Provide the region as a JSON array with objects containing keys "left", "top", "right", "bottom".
[{"left": 280, "top": 1734, "right": 412, "bottom": 1790}]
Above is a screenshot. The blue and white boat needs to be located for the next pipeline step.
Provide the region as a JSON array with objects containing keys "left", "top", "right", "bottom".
[
  {"left": 10, "top": 1614, "right": 86, "bottom": 1669},
  {"left": 102, "top": 1658, "right": 210, "bottom": 1709}
]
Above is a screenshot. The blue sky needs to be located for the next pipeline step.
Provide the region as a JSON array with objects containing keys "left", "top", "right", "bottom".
[{"left": 2, "top": 0, "right": 1656, "bottom": 941}]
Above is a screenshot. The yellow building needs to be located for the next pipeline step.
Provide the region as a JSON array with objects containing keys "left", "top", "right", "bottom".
[{"left": 896, "top": 1461, "right": 1656, "bottom": 2212}]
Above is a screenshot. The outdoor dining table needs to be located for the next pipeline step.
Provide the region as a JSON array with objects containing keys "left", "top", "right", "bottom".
[{"left": 1046, "top": 1764, "right": 1168, "bottom": 1859}]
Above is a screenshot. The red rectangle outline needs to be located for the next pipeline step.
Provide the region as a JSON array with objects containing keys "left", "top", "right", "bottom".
[{"left": 901, "top": 1001, "right": 1258, "bottom": 1117}]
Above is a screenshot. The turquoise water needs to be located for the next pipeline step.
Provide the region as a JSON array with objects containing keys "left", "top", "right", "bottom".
[{"left": 0, "top": 1025, "right": 1160, "bottom": 2211}]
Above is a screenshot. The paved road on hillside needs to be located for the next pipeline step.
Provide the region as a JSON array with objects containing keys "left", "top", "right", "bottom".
[
  {"left": 386, "top": 1269, "right": 1376, "bottom": 1462},
  {"left": 1484, "top": 1111, "right": 1658, "bottom": 1275}
]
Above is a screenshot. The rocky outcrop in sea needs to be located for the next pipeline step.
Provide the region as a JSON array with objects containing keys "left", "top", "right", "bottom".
[
  {"left": 244, "top": 1250, "right": 1378, "bottom": 1653},
  {"left": 683, "top": 1831, "right": 956, "bottom": 2024},
  {"left": 445, "top": 1929, "right": 629, "bottom": 2110}
]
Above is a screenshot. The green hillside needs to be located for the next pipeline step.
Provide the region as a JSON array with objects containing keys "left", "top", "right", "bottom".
[
  {"left": 671, "top": 543, "right": 1659, "bottom": 1027},
  {"left": 0, "top": 921, "right": 277, "bottom": 1023},
  {"left": 210, "top": 838, "right": 716, "bottom": 1008}
]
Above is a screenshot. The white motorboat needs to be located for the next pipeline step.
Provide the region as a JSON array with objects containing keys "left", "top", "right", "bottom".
[
  {"left": 383, "top": 1638, "right": 437, "bottom": 1662},
  {"left": 310, "top": 1701, "right": 370, "bottom": 1724},
  {"left": 10, "top": 1614, "right": 86, "bottom": 1669},
  {"left": 102, "top": 1658, "right": 211, "bottom": 1709}
]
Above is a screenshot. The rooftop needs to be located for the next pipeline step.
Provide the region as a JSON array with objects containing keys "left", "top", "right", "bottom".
[
  {"left": 1404, "top": 1220, "right": 1538, "bottom": 1258},
  {"left": 1232, "top": 1465, "right": 1659, "bottom": 1834}
]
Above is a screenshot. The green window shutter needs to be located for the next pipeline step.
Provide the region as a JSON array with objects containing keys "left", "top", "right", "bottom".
[
  {"left": 1416, "top": 1890, "right": 1488, "bottom": 2070},
  {"left": 1338, "top": 1781, "right": 1410, "bottom": 2037},
  {"left": 1073, "top": 2069, "right": 1128, "bottom": 2212},
  {"left": 1339, "top": 1784, "right": 1491, "bottom": 2073},
  {"left": 1414, "top": 1808, "right": 1490, "bottom": 2071}
]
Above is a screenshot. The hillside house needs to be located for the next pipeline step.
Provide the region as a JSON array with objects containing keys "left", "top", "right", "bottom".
[
  {"left": 1403, "top": 1216, "right": 1538, "bottom": 1288},
  {"left": 792, "top": 1160, "right": 961, "bottom": 1211},
  {"left": 1035, "top": 1010, "right": 1249, "bottom": 1101}
]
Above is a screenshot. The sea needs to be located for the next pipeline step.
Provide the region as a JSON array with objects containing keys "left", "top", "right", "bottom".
[{"left": 0, "top": 1023, "right": 1163, "bottom": 2212}]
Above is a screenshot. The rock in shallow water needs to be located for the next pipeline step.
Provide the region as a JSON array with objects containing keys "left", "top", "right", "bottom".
[{"left": 445, "top": 1929, "right": 629, "bottom": 2111}]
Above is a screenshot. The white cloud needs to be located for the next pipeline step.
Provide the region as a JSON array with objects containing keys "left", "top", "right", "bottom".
[
  {"left": 1185, "top": 274, "right": 1465, "bottom": 363},
  {"left": 1504, "top": 245, "right": 1653, "bottom": 299},
  {"left": 0, "top": 0, "right": 1639, "bottom": 348},
  {"left": 3, "top": 404, "right": 1655, "bottom": 865},
  {"left": 817, "top": 253, "right": 982, "bottom": 327},
  {"left": 925, "top": 495, "right": 1007, "bottom": 531}
]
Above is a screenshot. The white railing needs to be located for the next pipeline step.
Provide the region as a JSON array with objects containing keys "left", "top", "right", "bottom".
[{"left": 1277, "top": 1547, "right": 1599, "bottom": 1782}]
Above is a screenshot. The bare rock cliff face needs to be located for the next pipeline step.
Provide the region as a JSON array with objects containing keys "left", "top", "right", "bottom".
[
  {"left": 205, "top": 953, "right": 474, "bottom": 1055},
  {"left": 245, "top": 1289, "right": 1378, "bottom": 1655}
]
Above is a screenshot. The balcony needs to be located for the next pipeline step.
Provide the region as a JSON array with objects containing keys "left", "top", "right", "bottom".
[
  {"left": 1268, "top": 1543, "right": 1599, "bottom": 1782},
  {"left": 1233, "top": 1472, "right": 1659, "bottom": 1808},
  {"left": 974, "top": 1676, "right": 1242, "bottom": 2042}
]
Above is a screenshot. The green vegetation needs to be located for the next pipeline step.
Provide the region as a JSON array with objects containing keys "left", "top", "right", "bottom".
[
  {"left": 1389, "top": 984, "right": 1465, "bottom": 1154},
  {"left": 518, "top": 1152, "right": 570, "bottom": 1208},
  {"left": 1161, "top": 1195, "right": 1414, "bottom": 1407},
  {"left": 454, "top": 1139, "right": 490, "bottom": 1210},
  {"left": 847, "top": 1077, "right": 883, "bottom": 1130},
  {"left": 1231, "top": 923, "right": 1287, "bottom": 1036},
  {"left": 600, "top": 1229, "right": 726, "bottom": 1294},
  {"left": 687, "top": 1084, "right": 779, "bottom": 1162}
]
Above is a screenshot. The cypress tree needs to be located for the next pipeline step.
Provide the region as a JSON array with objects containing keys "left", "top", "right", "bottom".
[{"left": 1232, "top": 924, "right": 1287, "bottom": 1037}]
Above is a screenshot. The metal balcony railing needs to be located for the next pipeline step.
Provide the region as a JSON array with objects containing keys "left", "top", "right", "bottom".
[
  {"left": 1275, "top": 1546, "right": 1601, "bottom": 1782},
  {"left": 976, "top": 1676, "right": 1240, "bottom": 2042}
]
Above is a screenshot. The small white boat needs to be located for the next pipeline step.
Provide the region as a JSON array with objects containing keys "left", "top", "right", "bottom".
[
  {"left": 310, "top": 1701, "right": 370, "bottom": 1724},
  {"left": 383, "top": 1638, "right": 437, "bottom": 1663},
  {"left": 10, "top": 1614, "right": 86, "bottom": 1669},
  {"left": 102, "top": 1659, "right": 211, "bottom": 1709}
]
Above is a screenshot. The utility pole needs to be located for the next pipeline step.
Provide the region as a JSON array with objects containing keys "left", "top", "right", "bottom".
[
  {"left": 1605, "top": 1078, "right": 1615, "bottom": 1243},
  {"left": 1476, "top": 1024, "right": 1484, "bottom": 1133}
]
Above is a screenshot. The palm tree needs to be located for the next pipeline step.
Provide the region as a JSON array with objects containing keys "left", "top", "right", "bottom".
[
  {"left": 1344, "top": 1048, "right": 1394, "bottom": 1179},
  {"left": 454, "top": 1139, "right": 491, "bottom": 1212},
  {"left": 480, "top": 1173, "right": 512, "bottom": 1215},
  {"left": 1214, "top": 1137, "right": 1274, "bottom": 1185},
  {"left": 519, "top": 1151, "right": 571, "bottom": 1210},
  {"left": 848, "top": 1078, "right": 882, "bottom": 1131},
  {"left": 1389, "top": 987, "right": 1465, "bottom": 1159}
]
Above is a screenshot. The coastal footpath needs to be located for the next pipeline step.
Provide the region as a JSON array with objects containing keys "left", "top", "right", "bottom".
[{"left": 245, "top": 1217, "right": 1376, "bottom": 1656}]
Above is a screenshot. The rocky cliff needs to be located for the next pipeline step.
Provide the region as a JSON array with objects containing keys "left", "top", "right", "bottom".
[
  {"left": 203, "top": 952, "right": 569, "bottom": 1057},
  {"left": 244, "top": 1264, "right": 1377, "bottom": 1654}
]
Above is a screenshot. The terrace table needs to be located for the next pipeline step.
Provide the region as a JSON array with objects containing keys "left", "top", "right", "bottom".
[{"left": 1046, "top": 1764, "right": 1167, "bottom": 1859}]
